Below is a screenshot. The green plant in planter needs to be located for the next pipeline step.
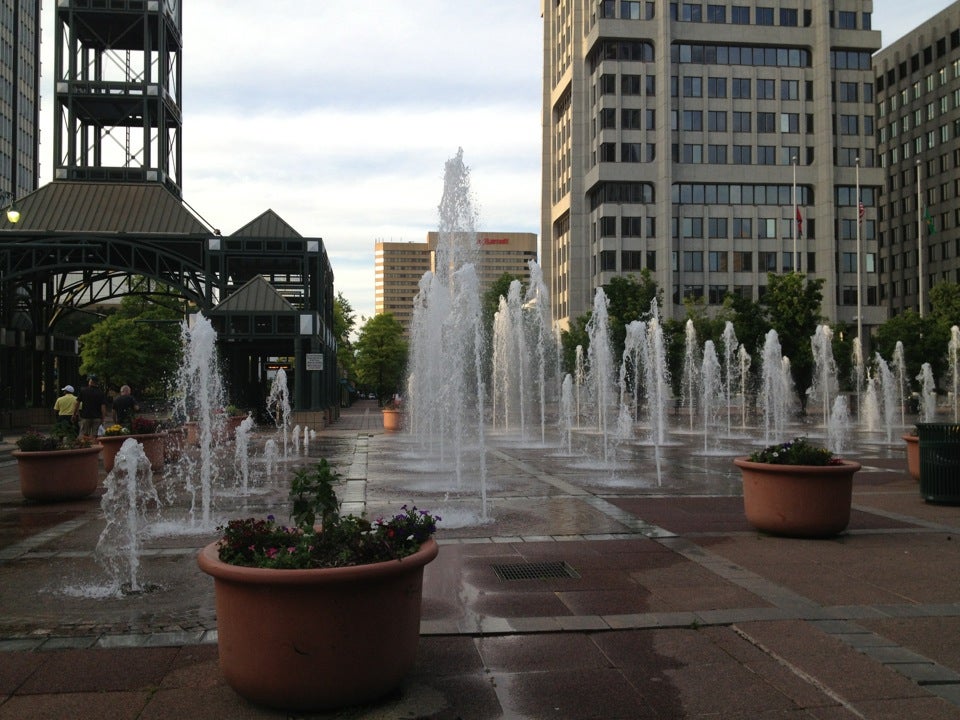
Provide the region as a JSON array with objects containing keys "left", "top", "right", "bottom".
[
  {"left": 16, "top": 430, "right": 93, "bottom": 452},
  {"left": 216, "top": 459, "right": 440, "bottom": 570},
  {"left": 748, "top": 437, "right": 841, "bottom": 466}
]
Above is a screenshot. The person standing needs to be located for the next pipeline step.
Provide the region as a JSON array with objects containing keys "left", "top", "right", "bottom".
[
  {"left": 74, "top": 375, "right": 108, "bottom": 439},
  {"left": 53, "top": 385, "right": 79, "bottom": 438},
  {"left": 112, "top": 384, "right": 140, "bottom": 426}
]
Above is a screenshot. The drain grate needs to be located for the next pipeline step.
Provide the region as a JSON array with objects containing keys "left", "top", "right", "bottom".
[{"left": 492, "top": 560, "right": 580, "bottom": 581}]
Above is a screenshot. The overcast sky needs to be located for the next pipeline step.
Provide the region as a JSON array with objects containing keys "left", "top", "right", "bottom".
[{"left": 38, "top": 1, "right": 956, "bottom": 321}]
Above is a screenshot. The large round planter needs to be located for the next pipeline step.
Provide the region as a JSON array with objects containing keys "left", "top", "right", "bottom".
[
  {"left": 197, "top": 538, "right": 439, "bottom": 712},
  {"left": 382, "top": 409, "right": 402, "bottom": 432},
  {"left": 13, "top": 445, "right": 103, "bottom": 502},
  {"left": 734, "top": 458, "right": 861, "bottom": 538},
  {"left": 99, "top": 433, "right": 166, "bottom": 472},
  {"left": 903, "top": 434, "right": 920, "bottom": 481}
]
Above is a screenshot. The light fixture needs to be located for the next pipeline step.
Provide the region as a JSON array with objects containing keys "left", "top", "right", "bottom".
[{"left": 1, "top": 191, "right": 19, "bottom": 224}]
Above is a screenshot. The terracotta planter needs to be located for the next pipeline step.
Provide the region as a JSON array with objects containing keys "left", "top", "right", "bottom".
[
  {"left": 903, "top": 434, "right": 920, "bottom": 481},
  {"left": 198, "top": 538, "right": 438, "bottom": 712},
  {"left": 382, "top": 409, "right": 402, "bottom": 432},
  {"left": 13, "top": 445, "right": 103, "bottom": 502},
  {"left": 99, "top": 433, "right": 166, "bottom": 472},
  {"left": 734, "top": 457, "right": 861, "bottom": 538}
]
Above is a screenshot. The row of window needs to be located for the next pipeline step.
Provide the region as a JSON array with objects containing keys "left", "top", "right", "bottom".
[
  {"left": 672, "top": 43, "right": 811, "bottom": 68},
  {"left": 668, "top": 75, "right": 812, "bottom": 101},
  {"left": 880, "top": 95, "right": 957, "bottom": 141},
  {"left": 879, "top": 61, "right": 960, "bottom": 116},
  {"left": 877, "top": 30, "right": 960, "bottom": 92},
  {"left": 882, "top": 122, "right": 959, "bottom": 167}
]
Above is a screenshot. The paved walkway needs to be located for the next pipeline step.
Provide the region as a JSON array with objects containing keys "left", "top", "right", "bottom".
[{"left": 0, "top": 400, "right": 958, "bottom": 718}]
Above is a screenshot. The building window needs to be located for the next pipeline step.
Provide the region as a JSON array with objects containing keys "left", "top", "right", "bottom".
[
  {"left": 622, "top": 75, "right": 642, "bottom": 95},
  {"left": 600, "top": 216, "right": 617, "bottom": 236},
  {"left": 682, "top": 110, "right": 703, "bottom": 130},
  {"left": 622, "top": 216, "right": 644, "bottom": 237},
  {"left": 706, "top": 4, "right": 725, "bottom": 22},
  {"left": 757, "top": 112, "right": 776, "bottom": 132},
  {"left": 708, "top": 218, "right": 728, "bottom": 238},
  {"left": 758, "top": 218, "right": 777, "bottom": 238},
  {"left": 683, "top": 76, "right": 703, "bottom": 97},
  {"left": 731, "top": 6, "right": 749, "bottom": 24},
  {"left": 707, "top": 76, "right": 726, "bottom": 98},
  {"left": 838, "top": 11, "right": 856, "bottom": 29},
  {"left": 780, "top": 112, "right": 800, "bottom": 133},
  {"left": 708, "top": 144, "right": 727, "bottom": 164},
  {"left": 756, "top": 7, "right": 773, "bottom": 25},
  {"left": 708, "top": 285, "right": 728, "bottom": 304},
  {"left": 682, "top": 218, "right": 704, "bottom": 238},
  {"left": 732, "top": 145, "right": 751, "bottom": 164},
  {"left": 683, "top": 251, "right": 704, "bottom": 271},
  {"left": 622, "top": 250, "right": 643, "bottom": 270},
  {"left": 709, "top": 250, "right": 728, "bottom": 271},
  {"left": 622, "top": 109, "right": 642, "bottom": 129},
  {"left": 757, "top": 146, "right": 776, "bottom": 164},
  {"left": 622, "top": 143, "right": 643, "bottom": 162},
  {"left": 733, "top": 111, "right": 751, "bottom": 132},
  {"left": 757, "top": 79, "right": 775, "bottom": 99},
  {"left": 781, "top": 80, "right": 799, "bottom": 100},
  {"left": 732, "top": 78, "right": 751, "bottom": 98},
  {"left": 681, "top": 3, "right": 702, "bottom": 22},
  {"left": 600, "top": 142, "right": 616, "bottom": 161},
  {"left": 733, "top": 251, "right": 753, "bottom": 271},
  {"left": 779, "top": 8, "right": 797, "bottom": 26},
  {"left": 600, "top": 108, "right": 616, "bottom": 128},
  {"left": 708, "top": 110, "right": 727, "bottom": 131},
  {"left": 647, "top": 250, "right": 657, "bottom": 270},
  {"left": 758, "top": 251, "right": 777, "bottom": 271},
  {"left": 733, "top": 219, "right": 752, "bottom": 239},
  {"left": 620, "top": 1, "right": 643, "bottom": 19},
  {"left": 838, "top": 82, "right": 858, "bottom": 102}
]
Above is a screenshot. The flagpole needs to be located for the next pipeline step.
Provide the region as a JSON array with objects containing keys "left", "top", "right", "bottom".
[
  {"left": 792, "top": 155, "right": 797, "bottom": 269},
  {"left": 856, "top": 157, "right": 862, "bottom": 345},
  {"left": 917, "top": 159, "right": 924, "bottom": 318}
]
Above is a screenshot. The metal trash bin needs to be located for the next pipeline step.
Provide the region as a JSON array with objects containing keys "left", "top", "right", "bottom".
[{"left": 917, "top": 423, "right": 960, "bottom": 504}]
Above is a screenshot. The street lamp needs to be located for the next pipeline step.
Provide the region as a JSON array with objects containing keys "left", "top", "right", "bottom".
[{"left": 1, "top": 191, "right": 20, "bottom": 223}]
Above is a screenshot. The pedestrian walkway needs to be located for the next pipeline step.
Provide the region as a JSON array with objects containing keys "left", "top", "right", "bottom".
[{"left": 0, "top": 399, "right": 958, "bottom": 718}]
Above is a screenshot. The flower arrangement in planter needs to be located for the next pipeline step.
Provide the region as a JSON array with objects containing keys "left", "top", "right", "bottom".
[
  {"left": 734, "top": 437, "right": 861, "bottom": 538},
  {"left": 100, "top": 417, "right": 164, "bottom": 472},
  {"left": 197, "top": 458, "right": 440, "bottom": 712},
  {"left": 903, "top": 426, "right": 920, "bottom": 482},
  {"left": 13, "top": 430, "right": 101, "bottom": 502},
  {"left": 382, "top": 397, "right": 403, "bottom": 432}
]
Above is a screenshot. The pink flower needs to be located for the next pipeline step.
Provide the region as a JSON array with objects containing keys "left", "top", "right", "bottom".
[{"left": 265, "top": 547, "right": 279, "bottom": 558}]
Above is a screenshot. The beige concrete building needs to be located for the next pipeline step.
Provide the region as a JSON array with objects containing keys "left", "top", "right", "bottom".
[
  {"left": 874, "top": 1, "right": 960, "bottom": 317},
  {"left": 376, "top": 232, "right": 538, "bottom": 332},
  {"left": 541, "top": 1, "right": 885, "bottom": 334}
]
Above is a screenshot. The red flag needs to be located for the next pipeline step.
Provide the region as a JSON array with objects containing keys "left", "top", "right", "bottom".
[
  {"left": 858, "top": 202, "right": 865, "bottom": 224},
  {"left": 795, "top": 206, "right": 803, "bottom": 238}
]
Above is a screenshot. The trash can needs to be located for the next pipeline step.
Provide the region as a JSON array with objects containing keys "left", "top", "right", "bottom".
[{"left": 917, "top": 423, "right": 960, "bottom": 504}]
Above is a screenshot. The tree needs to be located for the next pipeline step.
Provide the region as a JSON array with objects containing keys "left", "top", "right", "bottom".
[
  {"left": 77, "top": 284, "right": 183, "bottom": 398},
  {"left": 760, "top": 272, "right": 825, "bottom": 411},
  {"left": 353, "top": 313, "right": 408, "bottom": 403},
  {"left": 875, "top": 310, "right": 944, "bottom": 390},
  {"left": 482, "top": 273, "right": 521, "bottom": 344},
  {"left": 333, "top": 292, "right": 356, "bottom": 383},
  {"left": 720, "top": 291, "right": 769, "bottom": 359}
]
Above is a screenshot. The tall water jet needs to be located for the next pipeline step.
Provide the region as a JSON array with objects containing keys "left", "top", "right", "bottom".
[
  {"left": 810, "top": 324, "right": 838, "bottom": 429},
  {"left": 525, "top": 260, "right": 555, "bottom": 444},
  {"left": 234, "top": 414, "right": 255, "bottom": 492},
  {"left": 586, "top": 287, "right": 615, "bottom": 462},
  {"left": 874, "top": 353, "right": 897, "bottom": 444},
  {"left": 266, "top": 368, "right": 292, "bottom": 458},
  {"left": 759, "top": 330, "right": 792, "bottom": 443},
  {"left": 827, "top": 395, "right": 851, "bottom": 455},
  {"left": 618, "top": 320, "right": 645, "bottom": 440},
  {"left": 862, "top": 370, "right": 881, "bottom": 432},
  {"left": 699, "top": 340, "right": 724, "bottom": 452},
  {"left": 170, "top": 314, "right": 226, "bottom": 527},
  {"left": 851, "top": 337, "right": 865, "bottom": 422},
  {"left": 95, "top": 439, "right": 160, "bottom": 595},
  {"left": 681, "top": 320, "right": 700, "bottom": 431},
  {"left": 892, "top": 341, "right": 908, "bottom": 427},
  {"left": 737, "top": 344, "right": 752, "bottom": 428},
  {"left": 720, "top": 322, "right": 740, "bottom": 436},
  {"left": 490, "top": 295, "right": 511, "bottom": 430},
  {"left": 949, "top": 325, "right": 960, "bottom": 422},
  {"left": 560, "top": 374, "right": 574, "bottom": 454},
  {"left": 643, "top": 299, "right": 671, "bottom": 447},
  {"left": 917, "top": 363, "right": 937, "bottom": 422},
  {"left": 574, "top": 345, "right": 586, "bottom": 428},
  {"left": 406, "top": 148, "right": 488, "bottom": 517}
]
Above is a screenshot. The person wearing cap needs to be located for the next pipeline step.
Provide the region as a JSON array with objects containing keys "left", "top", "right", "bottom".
[
  {"left": 53, "top": 384, "right": 79, "bottom": 439},
  {"left": 74, "top": 375, "right": 108, "bottom": 440}
]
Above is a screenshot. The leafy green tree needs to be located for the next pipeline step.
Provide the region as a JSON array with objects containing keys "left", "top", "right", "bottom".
[
  {"left": 720, "top": 292, "right": 769, "bottom": 358},
  {"left": 353, "top": 313, "right": 408, "bottom": 403},
  {"left": 77, "top": 284, "right": 183, "bottom": 397},
  {"left": 333, "top": 292, "right": 356, "bottom": 383},
  {"left": 760, "top": 272, "right": 825, "bottom": 411}
]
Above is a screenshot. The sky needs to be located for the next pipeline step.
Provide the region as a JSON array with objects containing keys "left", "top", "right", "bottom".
[{"left": 37, "top": 1, "right": 956, "bottom": 322}]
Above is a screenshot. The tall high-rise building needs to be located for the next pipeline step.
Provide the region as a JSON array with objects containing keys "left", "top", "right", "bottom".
[
  {"left": 874, "top": 1, "right": 960, "bottom": 316},
  {"left": 0, "top": 0, "right": 42, "bottom": 198},
  {"left": 376, "top": 232, "right": 538, "bottom": 332},
  {"left": 541, "top": 1, "right": 884, "bottom": 334}
]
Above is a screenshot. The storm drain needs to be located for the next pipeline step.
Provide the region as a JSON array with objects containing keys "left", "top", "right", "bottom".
[{"left": 492, "top": 561, "right": 580, "bottom": 581}]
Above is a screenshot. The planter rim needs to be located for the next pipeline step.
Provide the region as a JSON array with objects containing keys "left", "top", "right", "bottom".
[
  {"left": 198, "top": 537, "right": 438, "bottom": 586},
  {"left": 902, "top": 434, "right": 918, "bottom": 441},
  {"left": 733, "top": 457, "right": 862, "bottom": 473},
  {"left": 13, "top": 445, "right": 103, "bottom": 459}
]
